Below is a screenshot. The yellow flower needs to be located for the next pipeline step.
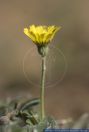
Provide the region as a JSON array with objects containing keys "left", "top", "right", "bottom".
[{"left": 24, "top": 25, "right": 61, "bottom": 45}]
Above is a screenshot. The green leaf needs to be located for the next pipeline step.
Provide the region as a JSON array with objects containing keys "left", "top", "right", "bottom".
[{"left": 19, "top": 98, "right": 40, "bottom": 112}]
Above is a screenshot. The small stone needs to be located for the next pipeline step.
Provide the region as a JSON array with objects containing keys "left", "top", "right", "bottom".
[{"left": 0, "top": 116, "right": 10, "bottom": 125}]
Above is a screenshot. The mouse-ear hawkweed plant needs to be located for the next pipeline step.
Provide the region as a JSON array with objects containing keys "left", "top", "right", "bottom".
[
  {"left": 24, "top": 25, "right": 61, "bottom": 122},
  {"left": 1, "top": 25, "right": 89, "bottom": 131}
]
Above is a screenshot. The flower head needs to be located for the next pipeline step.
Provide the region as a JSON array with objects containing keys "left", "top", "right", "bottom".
[{"left": 24, "top": 25, "right": 61, "bottom": 45}]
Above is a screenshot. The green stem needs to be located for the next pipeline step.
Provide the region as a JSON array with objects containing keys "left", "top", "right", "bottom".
[{"left": 40, "top": 56, "right": 46, "bottom": 121}]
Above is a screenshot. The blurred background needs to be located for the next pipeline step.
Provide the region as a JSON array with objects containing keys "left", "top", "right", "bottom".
[{"left": 0, "top": 0, "right": 89, "bottom": 120}]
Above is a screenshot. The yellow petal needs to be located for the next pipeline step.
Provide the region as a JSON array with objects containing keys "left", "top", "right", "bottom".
[
  {"left": 24, "top": 25, "right": 61, "bottom": 45},
  {"left": 24, "top": 28, "right": 29, "bottom": 37}
]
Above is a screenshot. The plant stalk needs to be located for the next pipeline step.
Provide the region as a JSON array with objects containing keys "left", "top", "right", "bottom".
[{"left": 40, "top": 56, "right": 46, "bottom": 121}]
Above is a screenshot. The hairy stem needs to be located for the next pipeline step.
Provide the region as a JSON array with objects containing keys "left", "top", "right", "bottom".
[{"left": 40, "top": 56, "right": 46, "bottom": 121}]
